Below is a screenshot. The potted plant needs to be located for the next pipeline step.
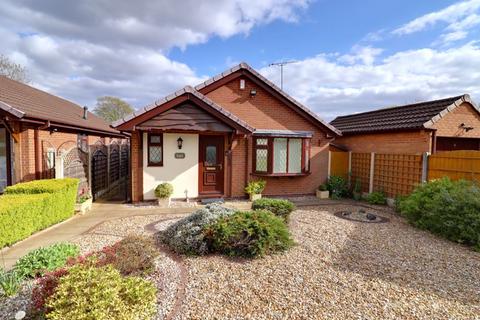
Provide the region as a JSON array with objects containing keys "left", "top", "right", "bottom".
[
  {"left": 75, "top": 192, "right": 92, "bottom": 215},
  {"left": 245, "top": 179, "right": 266, "bottom": 201},
  {"left": 155, "top": 182, "right": 174, "bottom": 207},
  {"left": 316, "top": 184, "right": 330, "bottom": 199}
]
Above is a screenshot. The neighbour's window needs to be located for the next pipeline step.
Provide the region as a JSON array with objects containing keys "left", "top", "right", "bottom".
[
  {"left": 77, "top": 134, "right": 88, "bottom": 152},
  {"left": 148, "top": 133, "right": 163, "bottom": 166},
  {"left": 46, "top": 148, "right": 56, "bottom": 170},
  {"left": 253, "top": 137, "right": 311, "bottom": 175}
]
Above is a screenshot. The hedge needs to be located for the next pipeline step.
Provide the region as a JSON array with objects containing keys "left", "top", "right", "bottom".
[{"left": 0, "top": 178, "right": 79, "bottom": 248}]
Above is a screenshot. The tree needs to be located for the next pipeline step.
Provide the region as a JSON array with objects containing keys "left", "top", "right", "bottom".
[
  {"left": 0, "top": 54, "right": 30, "bottom": 83},
  {"left": 93, "top": 96, "right": 134, "bottom": 123}
]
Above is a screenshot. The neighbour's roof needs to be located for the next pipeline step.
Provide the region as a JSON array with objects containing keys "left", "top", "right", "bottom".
[
  {"left": 0, "top": 76, "right": 120, "bottom": 135},
  {"left": 112, "top": 85, "right": 254, "bottom": 133},
  {"left": 195, "top": 62, "right": 341, "bottom": 136},
  {"left": 253, "top": 129, "right": 313, "bottom": 138},
  {"left": 330, "top": 95, "right": 476, "bottom": 134}
]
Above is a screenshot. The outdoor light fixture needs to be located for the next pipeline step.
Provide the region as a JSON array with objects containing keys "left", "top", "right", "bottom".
[
  {"left": 250, "top": 89, "right": 257, "bottom": 96},
  {"left": 177, "top": 137, "right": 183, "bottom": 149}
]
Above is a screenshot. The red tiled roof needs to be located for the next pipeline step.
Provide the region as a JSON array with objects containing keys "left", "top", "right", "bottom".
[
  {"left": 330, "top": 95, "right": 477, "bottom": 134},
  {"left": 0, "top": 76, "right": 120, "bottom": 135}
]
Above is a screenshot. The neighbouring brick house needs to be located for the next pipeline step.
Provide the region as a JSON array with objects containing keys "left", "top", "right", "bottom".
[
  {"left": 330, "top": 95, "right": 480, "bottom": 154},
  {"left": 113, "top": 63, "right": 340, "bottom": 202},
  {"left": 0, "top": 75, "right": 125, "bottom": 193}
]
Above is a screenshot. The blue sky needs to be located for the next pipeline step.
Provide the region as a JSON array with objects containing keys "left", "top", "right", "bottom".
[{"left": 1, "top": 0, "right": 480, "bottom": 120}]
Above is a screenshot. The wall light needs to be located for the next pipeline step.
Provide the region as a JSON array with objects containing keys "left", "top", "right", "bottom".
[
  {"left": 250, "top": 89, "right": 257, "bottom": 96},
  {"left": 177, "top": 137, "right": 183, "bottom": 149}
]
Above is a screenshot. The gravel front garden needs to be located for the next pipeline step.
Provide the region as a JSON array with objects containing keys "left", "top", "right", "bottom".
[{"left": 2, "top": 203, "right": 479, "bottom": 319}]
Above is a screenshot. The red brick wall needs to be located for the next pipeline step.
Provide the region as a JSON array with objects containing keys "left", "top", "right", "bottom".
[
  {"left": 334, "top": 130, "right": 432, "bottom": 154},
  {"left": 207, "top": 77, "right": 333, "bottom": 197},
  {"left": 431, "top": 102, "right": 480, "bottom": 138}
]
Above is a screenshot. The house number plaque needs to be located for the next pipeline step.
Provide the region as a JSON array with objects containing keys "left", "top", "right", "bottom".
[{"left": 175, "top": 152, "right": 185, "bottom": 159}]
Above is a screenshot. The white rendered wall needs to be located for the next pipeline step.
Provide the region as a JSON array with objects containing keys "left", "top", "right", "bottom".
[{"left": 143, "top": 133, "right": 199, "bottom": 200}]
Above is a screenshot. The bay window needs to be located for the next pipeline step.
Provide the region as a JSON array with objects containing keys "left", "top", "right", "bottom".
[{"left": 253, "top": 136, "right": 311, "bottom": 175}]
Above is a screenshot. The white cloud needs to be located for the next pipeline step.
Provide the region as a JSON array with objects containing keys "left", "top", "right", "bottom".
[
  {"left": 260, "top": 42, "right": 480, "bottom": 120},
  {"left": 392, "top": 0, "right": 480, "bottom": 45},
  {"left": 0, "top": 0, "right": 308, "bottom": 108},
  {"left": 338, "top": 46, "right": 383, "bottom": 66}
]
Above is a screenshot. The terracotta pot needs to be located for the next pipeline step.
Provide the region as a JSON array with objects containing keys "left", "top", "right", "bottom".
[{"left": 316, "top": 190, "right": 330, "bottom": 199}]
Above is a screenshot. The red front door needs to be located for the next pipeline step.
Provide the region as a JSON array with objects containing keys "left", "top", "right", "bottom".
[{"left": 199, "top": 135, "right": 224, "bottom": 197}]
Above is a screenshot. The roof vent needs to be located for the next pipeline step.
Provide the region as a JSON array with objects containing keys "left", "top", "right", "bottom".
[{"left": 83, "top": 106, "right": 88, "bottom": 120}]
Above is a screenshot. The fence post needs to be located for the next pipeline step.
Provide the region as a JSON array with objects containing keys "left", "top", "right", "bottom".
[
  {"left": 421, "top": 152, "right": 429, "bottom": 183},
  {"left": 327, "top": 151, "right": 331, "bottom": 179},
  {"left": 87, "top": 146, "right": 92, "bottom": 195},
  {"left": 348, "top": 151, "right": 352, "bottom": 186},
  {"left": 369, "top": 152, "right": 375, "bottom": 193}
]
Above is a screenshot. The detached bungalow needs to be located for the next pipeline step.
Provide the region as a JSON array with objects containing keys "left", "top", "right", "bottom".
[
  {"left": 113, "top": 63, "right": 340, "bottom": 201},
  {"left": 330, "top": 95, "right": 480, "bottom": 154}
]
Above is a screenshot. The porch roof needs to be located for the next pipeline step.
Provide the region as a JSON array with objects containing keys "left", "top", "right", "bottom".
[{"left": 112, "top": 86, "right": 254, "bottom": 134}]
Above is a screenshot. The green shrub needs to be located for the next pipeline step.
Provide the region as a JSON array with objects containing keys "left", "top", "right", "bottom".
[
  {"left": 399, "top": 177, "right": 480, "bottom": 250},
  {"left": 245, "top": 179, "right": 266, "bottom": 195},
  {"left": 4, "top": 178, "right": 78, "bottom": 195},
  {"left": 364, "top": 191, "right": 387, "bottom": 205},
  {"left": 204, "top": 210, "right": 294, "bottom": 258},
  {"left": 154, "top": 182, "right": 173, "bottom": 199},
  {"left": 318, "top": 184, "right": 328, "bottom": 191},
  {"left": 0, "top": 179, "right": 79, "bottom": 249},
  {"left": 14, "top": 243, "right": 80, "bottom": 278},
  {"left": 326, "top": 175, "right": 348, "bottom": 199},
  {"left": 157, "top": 204, "right": 235, "bottom": 255},
  {"left": 251, "top": 198, "right": 295, "bottom": 222},
  {"left": 0, "top": 268, "right": 22, "bottom": 297},
  {"left": 394, "top": 194, "right": 407, "bottom": 213},
  {"left": 45, "top": 264, "right": 156, "bottom": 320}
]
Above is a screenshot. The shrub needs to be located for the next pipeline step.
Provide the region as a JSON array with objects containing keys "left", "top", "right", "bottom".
[
  {"left": 31, "top": 268, "right": 69, "bottom": 313},
  {"left": 204, "top": 210, "right": 293, "bottom": 258},
  {"left": 0, "top": 178, "right": 79, "bottom": 249},
  {"left": 399, "top": 177, "right": 480, "bottom": 250},
  {"left": 154, "top": 182, "right": 173, "bottom": 199},
  {"left": 157, "top": 203, "right": 235, "bottom": 255},
  {"left": 0, "top": 268, "right": 22, "bottom": 297},
  {"left": 318, "top": 184, "right": 328, "bottom": 191},
  {"left": 83, "top": 235, "right": 158, "bottom": 276},
  {"left": 45, "top": 264, "right": 156, "bottom": 320},
  {"left": 326, "top": 175, "right": 348, "bottom": 199},
  {"left": 14, "top": 243, "right": 80, "bottom": 278},
  {"left": 364, "top": 191, "right": 387, "bottom": 205},
  {"left": 245, "top": 179, "right": 266, "bottom": 195},
  {"left": 251, "top": 198, "right": 295, "bottom": 222}
]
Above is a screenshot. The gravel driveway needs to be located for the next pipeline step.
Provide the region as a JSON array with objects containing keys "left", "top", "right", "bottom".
[{"left": 176, "top": 204, "right": 480, "bottom": 320}]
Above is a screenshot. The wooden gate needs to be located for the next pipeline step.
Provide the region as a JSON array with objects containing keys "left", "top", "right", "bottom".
[
  {"left": 63, "top": 147, "right": 88, "bottom": 194},
  {"left": 330, "top": 151, "right": 349, "bottom": 180},
  {"left": 91, "top": 148, "right": 108, "bottom": 200}
]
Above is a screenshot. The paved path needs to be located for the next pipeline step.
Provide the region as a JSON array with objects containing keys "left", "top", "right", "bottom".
[{"left": 0, "top": 201, "right": 200, "bottom": 270}]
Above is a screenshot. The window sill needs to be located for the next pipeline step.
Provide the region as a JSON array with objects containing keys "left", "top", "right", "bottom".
[{"left": 251, "top": 172, "right": 311, "bottom": 177}]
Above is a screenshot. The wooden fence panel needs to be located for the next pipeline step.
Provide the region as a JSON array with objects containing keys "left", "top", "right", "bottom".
[
  {"left": 428, "top": 150, "right": 480, "bottom": 182},
  {"left": 351, "top": 153, "right": 371, "bottom": 192},
  {"left": 374, "top": 154, "right": 423, "bottom": 197},
  {"left": 330, "top": 151, "right": 349, "bottom": 180}
]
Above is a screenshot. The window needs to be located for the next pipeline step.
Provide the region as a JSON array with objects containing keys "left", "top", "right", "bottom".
[
  {"left": 253, "top": 136, "right": 311, "bottom": 175},
  {"left": 148, "top": 133, "right": 163, "bottom": 166},
  {"left": 46, "top": 148, "right": 56, "bottom": 170},
  {"left": 77, "top": 134, "right": 88, "bottom": 152}
]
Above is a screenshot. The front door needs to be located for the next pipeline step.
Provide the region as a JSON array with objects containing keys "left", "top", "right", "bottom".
[
  {"left": 199, "top": 135, "right": 224, "bottom": 197},
  {"left": 0, "top": 127, "right": 11, "bottom": 193}
]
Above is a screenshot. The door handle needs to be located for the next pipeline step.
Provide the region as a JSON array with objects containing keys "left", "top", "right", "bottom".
[{"left": 218, "top": 164, "right": 222, "bottom": 171}]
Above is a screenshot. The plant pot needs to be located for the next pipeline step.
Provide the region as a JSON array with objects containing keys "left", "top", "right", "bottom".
[
  {"left": 316, "top": 190, "right": 330, "bottom": 199},
  {"left": 249, "top": 193, "right": 262, "bottom": 201},
  {"left": 75, "top": 198, "right": 93, "bottom": 215},
  {"left": 157, "top": 197, "right": 171, "bottom": 208}
]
